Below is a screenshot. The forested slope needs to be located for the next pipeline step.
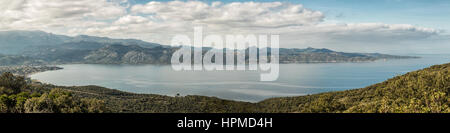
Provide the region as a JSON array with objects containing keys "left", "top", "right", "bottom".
[{"left": 259, "top": 63, "right": 449, "bottom": 113}]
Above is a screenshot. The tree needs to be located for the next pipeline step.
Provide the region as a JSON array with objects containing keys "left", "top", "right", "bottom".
[
  {"left": 24, "top": 93, "right": 54, "bottom": 113},
  {"left": 0, "top": 72, "right": 27, "bottom": 95},
  {"left": 0, "top": 73, "right": 106, "bottom": 113}
]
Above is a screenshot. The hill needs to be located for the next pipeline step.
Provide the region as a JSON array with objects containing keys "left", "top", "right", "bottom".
[
  {"left": 278, "top": 47, "right": 416, "bottom": 63},
  {"left": 258, "top": 62, "right": 449, "bottom": 113},
  {"left": 0, "top": 54, "right": 46, "bottom": 66},
  {"left": 83, "top": 45, "right": 416, "bottom": 65},
  {"left": 0, "top": 72, "right": 104, "bottom": 113},
  {"left": 83, "top": 45, "right": 177, "bottom": 64}
]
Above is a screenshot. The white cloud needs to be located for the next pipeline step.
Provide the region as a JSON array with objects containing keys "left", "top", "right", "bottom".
[
  {"left": 278, "top": 23, "right": 440, "bottom": 53},
  {"left": 0, "top": 0, "right": 126, "bottom": 30},
  {"left": 114, "top": 15, "right": 149, "bottom": 25},
  {"left": 0, "top": 0, "right": 446, "bottom": 53},
  {"left": 131, "top": 1, "right": 324, "bottom": 28}
]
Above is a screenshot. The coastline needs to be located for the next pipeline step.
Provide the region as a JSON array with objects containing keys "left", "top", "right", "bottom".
[
  {"left": 33, "top": 62, "right": 449, "bottom": 113},
  {"left": 26, "top": 56, "right": 429, "bottom": 103},
  {"left": 0, "top": 65, "right": 63, "bottom": 76},
  {"left": 23, "top": 54, "right": 436, "bottom": 101}
]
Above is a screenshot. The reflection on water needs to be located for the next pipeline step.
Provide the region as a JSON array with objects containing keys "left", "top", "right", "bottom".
[{"left": 30, "top": 54, "right": 449, "bottom": 102}]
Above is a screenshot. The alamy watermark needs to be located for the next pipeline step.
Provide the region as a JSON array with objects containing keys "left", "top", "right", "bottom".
[{"left": 170, "top": 27, "right": 279, "bottom": 81}]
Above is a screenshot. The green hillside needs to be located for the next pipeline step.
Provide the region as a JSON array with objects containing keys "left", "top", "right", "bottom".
[
  {"left": 0, "top": 72, "right": 105, "bottom": 113},
  {"left": 258, "top": 63, "right": 449, "bottom": 113}
]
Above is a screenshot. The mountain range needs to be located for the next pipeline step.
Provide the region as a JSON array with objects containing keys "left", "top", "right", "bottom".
[
  {"left": 0, "top": 30, "right": 417, "bottom": 66},
  {"left": 0, "top": 30, "right": 159, "bottom": 54}
]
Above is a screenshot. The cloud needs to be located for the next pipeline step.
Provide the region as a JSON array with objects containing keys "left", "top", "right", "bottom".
[
  {"left": 0, "top": 0, "right": 126, "bottom": 30},
  {"left": 131, "top": 1, "right": 324, "bottom": 28},
  {"left": 283, "top": 23, "right": 438, "bottom": 44},
  {"left": 0, "top": 0, "right": 446, "bottom": 53},
  {"left": 278, "top": 23, "right": 441, "bottom": 53},
  {"left": 114, "top": 15, "right": 149, "bottom": 25},
  {"left": 97, "top": 1, "right": 442, "bottom": 47}
]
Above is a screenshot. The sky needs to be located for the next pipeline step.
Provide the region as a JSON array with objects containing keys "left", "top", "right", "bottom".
[{"left": 1, "top": 0, "right": 449, "bottom": 54}]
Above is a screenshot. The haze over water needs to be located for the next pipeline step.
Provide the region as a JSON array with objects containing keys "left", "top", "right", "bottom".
[{"left": 31, "top": 54, "right": 449, "bottom": 102}]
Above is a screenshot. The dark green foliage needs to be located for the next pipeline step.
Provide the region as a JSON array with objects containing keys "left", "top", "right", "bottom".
[
  {"left": 0, "top": 73, "right": 105, "bottom": 113},
  {"left": 39, "top": 85, "right": 257, "bottom": 113},
  {"left": 0, "top": 72, "right": 27, "bottom": 95},
  {"left": 258, "top": 63, "right": 449, "bottom": 113}
]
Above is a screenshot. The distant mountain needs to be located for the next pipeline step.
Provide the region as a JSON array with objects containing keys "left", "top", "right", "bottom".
[
  {"left": 0, "top": 30, "right": 160, "bottom": 54},
  {"left": 0, "top": 31, "right": 70, "bottom": 54},
  {"left": 70, "top": 35, "right": 160, "bottom": 48},
  {"left": 0, "top": 54, "right": 46, "bottom": 66},
  {"left": 84, "top": 44, "right": 176, "bottom": 64},
  {"left": 280, "top": 47, "right": 334, "bottom": 53},
  {"left": 82, "top": 45, "right": 416, "bottom": 65},
  {"left": 277, "top": 47, "right": 417, "bottom": 63},
  {"left": 0, "top": 30, "right": 417, "bottom": 65},
  {"left": 22, "top": 41, "right": 111, "bottom": 63}
]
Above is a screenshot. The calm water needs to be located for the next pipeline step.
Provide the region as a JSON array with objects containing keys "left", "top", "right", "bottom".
[{"left": 30, "top": 54, "right": 449, "bottom": 102}]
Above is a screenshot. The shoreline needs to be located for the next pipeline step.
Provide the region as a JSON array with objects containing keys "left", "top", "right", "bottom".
[
  {"left": 26, "top": 56, "right": 427, "bottom": 102},
  {"left": 0, "top": 65, "right": 63, "bottom": 77}
]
